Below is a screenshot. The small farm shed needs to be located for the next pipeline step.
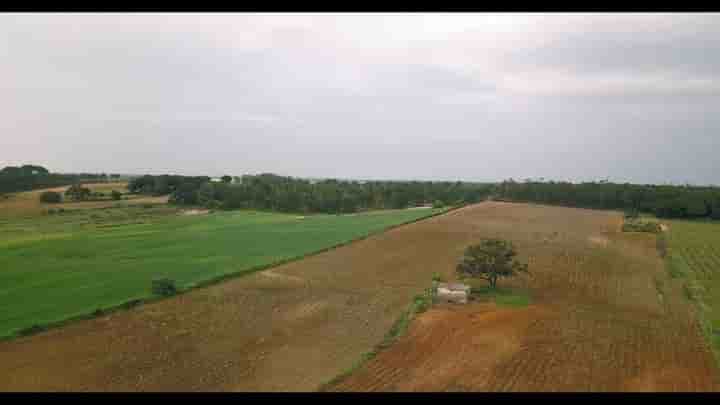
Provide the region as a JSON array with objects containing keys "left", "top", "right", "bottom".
[{"left": 435, "top": 282, "right": 471, "bottom": 304}]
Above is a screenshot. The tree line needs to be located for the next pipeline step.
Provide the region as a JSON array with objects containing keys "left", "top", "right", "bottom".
[
  {"left": 129, "top": 173, "right": 494, "bottom": 214},
  {"left": 0, "top": 165, "right": 123, "bottom": 195},
  {"left": 497, "top": 180, "right": 720, "bottom": 219}
]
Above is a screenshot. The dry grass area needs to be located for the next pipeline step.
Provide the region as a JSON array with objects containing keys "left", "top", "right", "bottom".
[
  {"left": 327, "top": 203, "right": 720, "bottom": 392},
  {"left": 0, "top": 182, "right": 167, "bottom": 218},
  {"left": 0, "top": 202, "right": 717, "bottom": 391}
]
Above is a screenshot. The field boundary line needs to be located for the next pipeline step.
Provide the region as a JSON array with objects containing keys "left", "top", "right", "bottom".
[{"left": 316, "top": 287, "right": 434, "bottom": 392}]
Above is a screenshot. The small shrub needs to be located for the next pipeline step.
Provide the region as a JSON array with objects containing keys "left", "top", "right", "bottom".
[
  {"left": 65, "top": 183, "right": 91, "bottom": 201},
  {"left": 111, "top": 190, "right": 122, "bottom": 201},
  {"left": 18, "top": 324, "right": 47, "bottom": 336},
  {"left": 39, "top": 191, "right": 62, "bottom": 203},
  {"left": 432, "top": 200, "right": 445, "bottom": 209},
  {"left": 622, "top": 219, "right": 661, "bottom": 234},
  {"left": 92, "top": 308, "right": 104, "bottom": 317},
  {"left": 656, "top": 233, "right": 667, "bottom": 258},
  {"left": 431, "top": 272, "right": 445, "bottom": 283},
  {"left": 624, "top": 209, "right": 640, "bottom": 219},
  {"left": 46, "top": 208, "right": 57, "bottom": 215},
  {"left": 120, "top": 299, "right": 143, "bottom": 310},
  {"left": 413, "top": 293, "right": 431, "bottom": 314},
  {"left": 204, "top": 200, "right": 221, "bottom": 210},
  {"left": 152, "top": 278, "right": 177, "bottom": 297}
]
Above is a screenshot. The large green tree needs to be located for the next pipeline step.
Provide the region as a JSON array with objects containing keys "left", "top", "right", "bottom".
[{"left": 456, "top": 239, "right": 529, "bottom": 289}]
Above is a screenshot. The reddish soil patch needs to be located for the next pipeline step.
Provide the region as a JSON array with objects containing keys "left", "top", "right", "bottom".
[{"left": 0, "top": 202, "right": 717, "bottom": 391}]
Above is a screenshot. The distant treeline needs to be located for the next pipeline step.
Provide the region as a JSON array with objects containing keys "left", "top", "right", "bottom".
[
  {"left": 0, "top": 165, "right": 123, "bottom": 195},
  {"left": 497, "top": 180, "right": 720, "bottom": 219},
  {"left": 129, "top": 173, "right": 493, "bottom": 214}
]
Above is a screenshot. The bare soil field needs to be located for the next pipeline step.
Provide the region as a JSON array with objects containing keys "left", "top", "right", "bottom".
[
  {"left": 328, "top": 204, "right": 720, "bottom": 392},
  {"left": 0, "top": 202, "right": 717, "bottom": 391}
]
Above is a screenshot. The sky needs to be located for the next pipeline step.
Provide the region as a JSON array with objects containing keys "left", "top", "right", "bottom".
[{"left": 2, "top": 13, "right": 720, "bottom": 184}]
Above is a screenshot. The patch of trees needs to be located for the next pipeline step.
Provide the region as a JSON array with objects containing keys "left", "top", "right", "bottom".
[
  {"left": 39, "top": 191, "right": 62, "bottom": 203},
  {"left": 0, "top": 165, "right": 114, "bottom": 195},
  {"left": 128, "top": 175, "right": 210, "bottom": 196},
  {"left": 130, "top": 173, "right": 493, "bottom": 214},
  {"left": 497, "top": 179, "right": 720, "bottom": 220},
  {"left": 1, "top": 165, "right": 75, "bottom": 194}
]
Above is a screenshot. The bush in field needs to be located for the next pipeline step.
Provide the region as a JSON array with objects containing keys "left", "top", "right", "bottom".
[
  {"left": 111, "top": 190, "right": 122, "bottom": 200},
  {"left": 624, "top": 209, "right": 640, "bottom": 219},
  {"left": 39, "top": 191, "right": 62, "bottom": 203},
  {"left": 65, "top": 183, "right": 91, "bottom": 201},
  {"left": 18, "top": 324, "right": 47, "bottom": 336},
  {"left": 432, "top": 200, "right": 445, "bottom": 209},
  {"left": 656, "top": 233, "right": 667, "bottom": 258},
  {"left": 622, "top": 219, "right": 661, "bottom": 233},
  {"left": 456, "top": 239, "right": 529, "bottom": 289},
  {"left": 151, "top": 278, "right": 177, "bottom": 297}
]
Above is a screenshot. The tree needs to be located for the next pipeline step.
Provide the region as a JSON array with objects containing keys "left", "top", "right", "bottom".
[
  {"left": 712, "top": 200, "right": 720, "bottom": 220},
  {"left": 686, "top": 197, "right": 708, "bottom": 217},
  {"left": 170, "top": 182, "right": 200, "bottom": 205},
  {"left": 221, "top": 175, "right": 232, "bottom": 183},
  {"left": 456, "top": 239, "right": 529, "bottom": 289},
  {"left": 39, "top": 191, "right": 62, "bottom": 203},
  {"left": 111, "top": 190, "right": 122, "bottom": 201},
  {"left": 153, "top": 175, "right": 170, "bottom": 195},
  {"left": 197, "top": 182, "right": 216, "bottom": 207}
]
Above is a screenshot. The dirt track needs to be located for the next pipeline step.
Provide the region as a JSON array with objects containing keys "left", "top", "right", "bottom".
[{"left": 1, "top": 202, "right": 718, "bottom": 391}]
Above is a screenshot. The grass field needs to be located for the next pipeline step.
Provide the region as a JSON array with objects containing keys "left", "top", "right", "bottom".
[
  {"left": 665, "top": 219, "right": 720, "bottom": 359},
  {"left": 0, "top": 206, "right": 444, "bottom": 338}
]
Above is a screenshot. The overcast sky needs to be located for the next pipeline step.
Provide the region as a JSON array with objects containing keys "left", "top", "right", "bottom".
[{"left": 2, "top": 13, "right": 720, "bottom": 184}]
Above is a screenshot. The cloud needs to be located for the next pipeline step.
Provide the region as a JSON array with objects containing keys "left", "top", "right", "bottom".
[{"left": 2, "top": 13, "right": 720, "bottom": 184}]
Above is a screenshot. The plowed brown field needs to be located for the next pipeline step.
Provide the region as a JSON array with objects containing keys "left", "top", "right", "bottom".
[{"left": 1, "top": 202, "right": 718, "bottom": 391}]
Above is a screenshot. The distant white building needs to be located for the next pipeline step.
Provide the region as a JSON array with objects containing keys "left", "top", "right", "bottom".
[{"left": 210, "top": 178, "right": 223, "bottom": 183}]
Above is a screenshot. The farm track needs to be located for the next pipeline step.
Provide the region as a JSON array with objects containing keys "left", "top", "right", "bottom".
[{"left": 1, "top": 202, "right": 718, "bottom": 391}]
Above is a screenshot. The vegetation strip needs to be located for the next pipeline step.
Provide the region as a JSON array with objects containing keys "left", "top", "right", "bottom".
[{"left": 318, "top": 287, "right": 434, "bottom": 391}]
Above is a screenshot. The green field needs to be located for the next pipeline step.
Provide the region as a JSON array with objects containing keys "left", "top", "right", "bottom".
[
  {"left": 0, "top": 206, "right": 443, "bottom": 338},
  {"left": 665, "top": 219, "right": 720, "bottom": 358}
]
